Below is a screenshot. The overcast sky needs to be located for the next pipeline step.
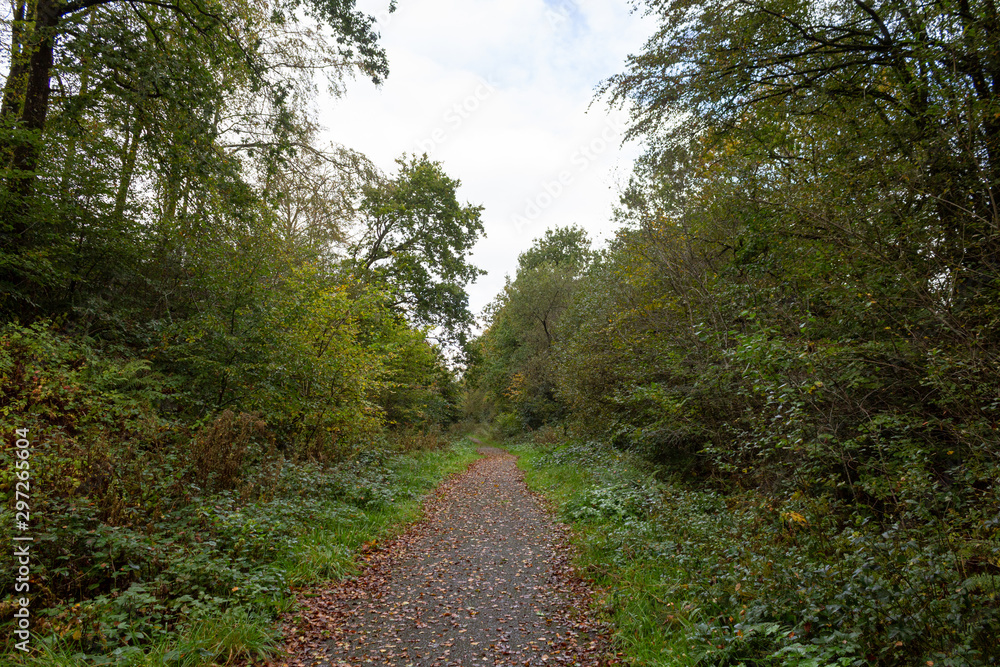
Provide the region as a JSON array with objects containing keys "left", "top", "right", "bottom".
[{"left": 320, "top": 0, "right": 653, "bottom": 324}]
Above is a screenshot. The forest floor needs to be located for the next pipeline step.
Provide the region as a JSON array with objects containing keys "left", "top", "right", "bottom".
[{"left": 266, "top": 446, "right": 614, "bottom": 667}]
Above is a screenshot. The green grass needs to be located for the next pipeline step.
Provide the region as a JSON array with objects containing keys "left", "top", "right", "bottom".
[
  {"left": 5, "top": 605, "right": 282, "bottom": 667},
  {"left": 1, "top": 440, "right": 480, "bottom": 667},
  {"left": 509, "top": 439, "right": 704, "bottom": 666}
]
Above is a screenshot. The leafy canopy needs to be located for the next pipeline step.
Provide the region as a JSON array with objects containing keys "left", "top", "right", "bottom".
[{"left": 346, "top": 154, "right": 485, "bottom": 348}]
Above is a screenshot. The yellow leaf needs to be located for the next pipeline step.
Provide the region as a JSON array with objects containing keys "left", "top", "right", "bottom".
[{"left": 781, "top": 511, "right": 808, "bottom": 526}]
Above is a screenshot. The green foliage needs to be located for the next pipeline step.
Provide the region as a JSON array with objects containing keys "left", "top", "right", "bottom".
[
  {"left": 346, "top": 154, "right": 485, "bottom": 347},
  {"left": 0, "top": 328, "right": 480, "bottom": 663},
  {"left": 491, "top": 411, "right": 524, "bottom": 439},
  {"left": 516, "top": 225, "right": 594, "bottom": 272},
  {"left": 466, "top": 225, "right": 592, "bottom": 428},
  {"left": 0, "top": 0, "right": 463, "bottom": 458},
  {"left": 0, "top": 0, "right": 464, "bottom": 447},
  {"left": 515, "top": 439, "right": 1000, "bottom": 667},
  {"left": 163, "top": 261, "right": 395, "bottom": 458},
  {"left": 0, "top": 0, "right": 391, "bottom": 321},
  {"left": 535, "top": 219, "right": 1000, "bottom": 665},
  {"left": 379, "top": 330, "right": 461, "bottom": 431}
]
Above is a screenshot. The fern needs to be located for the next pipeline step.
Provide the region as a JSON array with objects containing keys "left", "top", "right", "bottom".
[
  {"left": 963, "top": 574, "right": 1000, "bottom": 596},
  {"left": 83, "top": 357, "right": 152, "bottom": 391}
]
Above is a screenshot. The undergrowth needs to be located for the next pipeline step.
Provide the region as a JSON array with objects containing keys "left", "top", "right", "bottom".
[
  {"left": 0, "top": 442, "right": 477, "bottom": 666},
  {"left": 0, "top": 321, "right": 479, "bottom": 665},
  {"left": 511, "top": 437, "right": 1000, "bottom": 667}
]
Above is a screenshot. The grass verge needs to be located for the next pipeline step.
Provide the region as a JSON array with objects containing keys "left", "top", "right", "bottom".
[{"left": 509, "top": 439, "right": 702, "bottom": 666}]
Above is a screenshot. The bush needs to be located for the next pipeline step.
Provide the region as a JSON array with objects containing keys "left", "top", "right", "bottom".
[
  {"left": 187, "top": 410, "right": 269, "bottom": 492},
  {"left": 493, "top": 411, "right": 523, "bottom": 438}
]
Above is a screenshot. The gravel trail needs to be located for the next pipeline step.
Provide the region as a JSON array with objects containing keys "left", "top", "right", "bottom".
[{"left": 273, "top": 447, "right": 611, "bottom": 667}]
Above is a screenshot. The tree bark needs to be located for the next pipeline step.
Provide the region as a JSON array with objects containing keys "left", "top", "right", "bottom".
[
  {"left": 8, "top": 0, "right": 59, "bottom": 200},
  {"left": 0, "top": 0, "right": 30, "bottom": 123}
]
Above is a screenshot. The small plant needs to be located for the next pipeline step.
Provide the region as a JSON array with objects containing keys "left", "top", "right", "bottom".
[
  {"left": 562, "top": 483, "right": 659, "bottom": 523},
  {"left": 389, "top": 425, "right": 444, "bottom": 452}
]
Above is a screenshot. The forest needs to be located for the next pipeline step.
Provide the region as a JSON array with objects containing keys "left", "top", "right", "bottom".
[{"left": 2, "top": 0, "right": 999, "bottom": 665}]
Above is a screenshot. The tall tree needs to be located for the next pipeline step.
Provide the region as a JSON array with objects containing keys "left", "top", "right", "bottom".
[
  {"left": 345, "top": 154, "right": 485, "bottom": 348},
  {"left": 603, "top": 0, "right": 1000, "bottom": 323},
  {"left": 0, "top": 0, "right": 392, "bottom": 318},
  {"left": 468, "top": 225, "right": 591, "bottom": 427}
]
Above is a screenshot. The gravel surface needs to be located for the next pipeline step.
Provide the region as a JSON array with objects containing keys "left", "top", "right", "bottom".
[{"left": 272, "top": 447, "right": 613, "bottom": 667}]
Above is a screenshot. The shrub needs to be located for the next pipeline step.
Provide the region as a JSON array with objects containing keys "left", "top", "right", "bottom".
[{"left": 493, "top": 411, "right": 523, "bottom": 438}]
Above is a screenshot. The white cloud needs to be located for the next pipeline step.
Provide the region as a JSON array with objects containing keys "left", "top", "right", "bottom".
[{"left": 319, "top": 0, "right": 653, "bottom": 323}]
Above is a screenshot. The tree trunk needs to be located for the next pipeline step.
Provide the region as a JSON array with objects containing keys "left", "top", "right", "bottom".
[
  {"left": 0, "top": 0, "right": 30, "bottom": 123},
  {"left": 8, "top": 0, "right": 59, "bottom": 199},
  {"left": 113, "top": 114, "right": 144, "bottom": 222}
]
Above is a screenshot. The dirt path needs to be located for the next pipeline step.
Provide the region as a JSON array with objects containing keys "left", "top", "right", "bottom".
[{"left": 273, "top": 447, "right": 612, "bottom": 667}]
